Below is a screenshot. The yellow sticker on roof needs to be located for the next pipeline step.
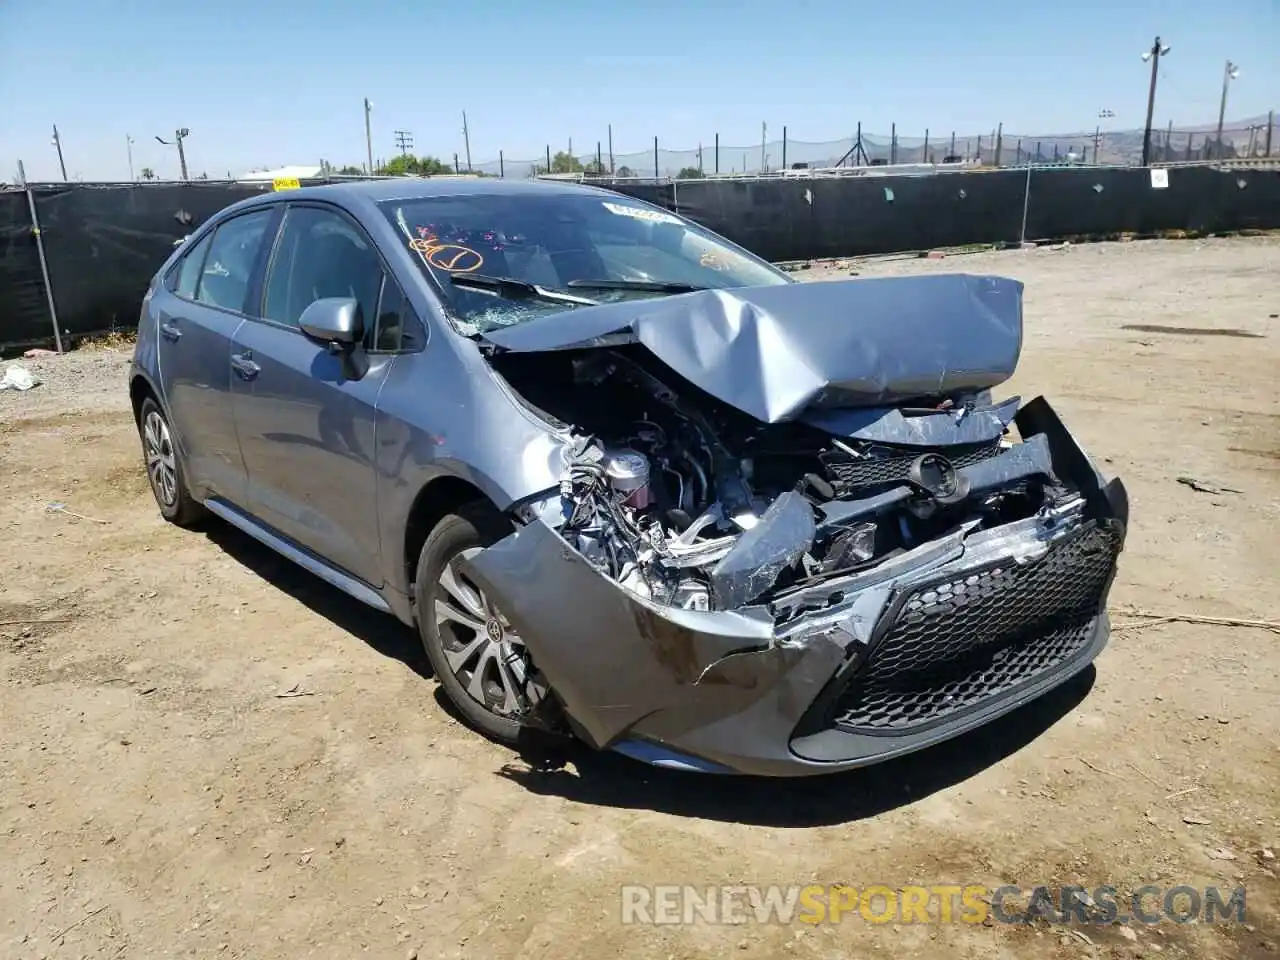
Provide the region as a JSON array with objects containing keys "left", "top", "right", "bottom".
[{"left": 272, "top": 177, "right": 301, "bottom": 191}]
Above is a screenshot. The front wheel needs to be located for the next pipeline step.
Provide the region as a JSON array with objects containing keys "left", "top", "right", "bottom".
[
  {"left": 413, "top": 502, "right": 536, "bottom": 744},
  {"left": 138, "top": 397, "right": 206, "bottom": 527}
]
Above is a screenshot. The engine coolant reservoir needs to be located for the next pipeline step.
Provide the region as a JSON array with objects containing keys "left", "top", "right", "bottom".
[{"left": 603, "top": 448, "right": 652, "bottom": 509}]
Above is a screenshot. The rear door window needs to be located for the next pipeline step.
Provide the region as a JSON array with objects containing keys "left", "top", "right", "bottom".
[
  {"left": 196, "top": 210, "right": 275, "bottom": 312},
  {"left": 171, "top": 233, "right": 212, "bottom": 300}
]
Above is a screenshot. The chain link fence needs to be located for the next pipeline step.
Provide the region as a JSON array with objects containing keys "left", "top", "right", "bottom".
[{"left": 452, "top": 119, "right": 1274, "bottom": 180}]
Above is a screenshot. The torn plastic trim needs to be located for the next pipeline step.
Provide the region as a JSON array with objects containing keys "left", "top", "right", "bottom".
[
  {"left": 802, "top": 396, "right": 1021, "bottom": 447},
  {"left": 708, "top": 490, "right": 814, "bottom": 610}
]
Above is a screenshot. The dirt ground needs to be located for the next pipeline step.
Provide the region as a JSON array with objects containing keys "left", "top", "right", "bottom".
[{"left": 1, "top": 237, "right": 1277, "bottom": 960}]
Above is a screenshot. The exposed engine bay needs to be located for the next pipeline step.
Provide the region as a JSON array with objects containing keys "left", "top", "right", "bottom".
[{"left": 491, "top": 345, "right": 1079, "bottom": 623}]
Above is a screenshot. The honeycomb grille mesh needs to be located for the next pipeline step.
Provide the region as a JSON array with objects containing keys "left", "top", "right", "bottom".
[
  {"left": 822, "top": 440, "right": 1003, "bottom": 490},
  {"left": 832, "top": 522, "right": 1120, "bottom": 733}
]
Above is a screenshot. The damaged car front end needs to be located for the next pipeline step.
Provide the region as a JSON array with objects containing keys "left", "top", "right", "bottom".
[{"left": 455, "top": 274, "right": 1128, "bottom": 776}]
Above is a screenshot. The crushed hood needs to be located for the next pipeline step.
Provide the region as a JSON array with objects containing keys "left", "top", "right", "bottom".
[{"left": 481, "top": 274, "right": 1024, "bottom": 424}]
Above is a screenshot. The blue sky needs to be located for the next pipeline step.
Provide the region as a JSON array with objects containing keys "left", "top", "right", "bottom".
[{"left": 2, "top": 0, "right": 1276, "bottom": 181}]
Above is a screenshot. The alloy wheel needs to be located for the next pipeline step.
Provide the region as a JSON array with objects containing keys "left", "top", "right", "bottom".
[
  {"left": 433, "top": 547, "right": 529, "bottom": 717},
  {"left": 143, "top": 410, "right": 178, "bottom": 507}
]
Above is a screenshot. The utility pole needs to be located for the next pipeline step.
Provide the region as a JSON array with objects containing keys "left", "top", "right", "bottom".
[
  {"left": 126, "top": 134, "right": 135, "bottom": 182},
  {"left": 364, "top": 98, "right": 374, "bottom": 175},
  {"left": 393, "top": 130, "right": 413, "bottom": 156},
  {"left": 1214, "top": 59, "right": 1240, "bottom": 160},
  {"left": 1094, "top": 109, "right": 1115, "bottom": 165},
  {"left": 608, "top": 124, "right": 614, "bottom": 174},
  {"left": 51, "top": 125, "right": 67, "bottom": 181},
  {"left": 154, "top": 128, "right": 190, "bottom": 180},
  {"left": 462, "top": 111, "right": 472, "bottom": 172},
  {"left": 1140, "top": 37, "right": 1171, "bottom": 167}
]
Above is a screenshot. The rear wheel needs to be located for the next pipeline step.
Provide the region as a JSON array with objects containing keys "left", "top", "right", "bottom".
[
  {"left": 414, "top": 502, "right": 533, "bottom": 744},
  {"left": 138, "top": 397, "right": 205, "bottom": 527}
]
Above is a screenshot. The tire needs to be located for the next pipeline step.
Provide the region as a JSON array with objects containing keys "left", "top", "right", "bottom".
[
  {"left": 138, "top": 397, "right": 206, "bottom": 527},
  {"left": 414, "top": 501, "right": 528, "bottom": 745}
]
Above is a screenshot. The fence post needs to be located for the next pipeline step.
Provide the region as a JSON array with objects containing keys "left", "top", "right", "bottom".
[
  {"left": 890, "top": 122, "right": 897, "bottom": 164},
  {"left": 1267, "top": 110, "right": 1274, "bottom": 157},
  {"left": 654, "top": 136, "right": 659, "bottom": 179},
  {"left": 714, "top": 133, "right": 719, "bottom": 174},
  {"left": 1019, "top": 163, "right": 1032, "bottom": 246},
  {"left": 976, "top": 135, "right": 983, "bottom": 162},
  {"left": 608, "top": 124, "right": 614, "bottom": 174},
  {"left": 1184, "top": 134, "right": 1193, "bottom": 162},
  {"left": 596, "top": 141, "right": 602, "bottom": 173},
  {"left": 782, "top": 126, "right": 787, "bottom": 169},
  {"left": 1015, "top": 139, "right": 1022, "bottom": 164},
  {"left": 18, "top": 165, "right": 63, "bottom": 353},
  {"left": 949, "top": 131, "right": 956, "bottom": 159},
  {"left": 994, "top": 122, "right": 1003, "bottom": 167},
  {"left": 499, "top": 150, "right": 504, "bottom": 178},
  {"left": 454, "top": 153, "right": 460, "bottom": 174},
  {"left": 546, "top": 145, "right": 551, "bottom": 173},
  {"left": 923, "top": 128, "right": 929, "bottom": 163}
]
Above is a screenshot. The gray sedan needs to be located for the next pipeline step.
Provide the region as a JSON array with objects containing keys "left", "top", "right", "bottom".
[{"left": 129, "top": 177, "right": 1127, "bottom": 775}]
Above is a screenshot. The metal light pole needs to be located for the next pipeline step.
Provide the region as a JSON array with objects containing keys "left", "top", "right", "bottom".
[
  {"left": 1214, "top": 60, "right": 1240, "bottom": 160},
  {"left": 1140, "top": 37, "right": 1171, "bottom": 167},
  {"left": 364, "top": 98, "right": 374, "bottom": 174},
  {"left": 154, "top": 129, "right": 190, "bottom": 180},
  {"left": 1094, "top": 109, "right": 1115, "bottom": 164},
  {"left": 126, "top": 135, "right": 135, "bottom": 181},
  {"left": 51, "top": 125, "right": 68, "bottom": 181},
  {"left": 462, "top": 111, "right": 472, "bottom": 172}
]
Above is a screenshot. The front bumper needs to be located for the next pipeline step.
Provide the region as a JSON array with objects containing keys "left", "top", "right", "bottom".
[{"left": 462, "top": 397, "right": 1128, "bottom": 777}]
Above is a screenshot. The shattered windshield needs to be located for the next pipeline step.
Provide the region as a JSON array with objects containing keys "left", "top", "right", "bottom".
[{"left": 378, "top": 192, "right": 791, "bottom": 334}]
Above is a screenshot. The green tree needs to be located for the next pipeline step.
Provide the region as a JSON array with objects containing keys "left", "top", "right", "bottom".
[
  {"left": 534, "top": 151, "right": 586, "bottom": 175},
  {"left": 615, "top": 165, "right": 636, "bottom": 178},
  {"left": 140, "top": 167, "right": 156, "bottom": 180},
  {"left": 336, "top": 164, "right": 364, "bottom": 176},
  {"left": 676, "top": 166, "right": 703, "bottom": 179},
  {"left": 582, "top": 158, "right": 608, "bottom": 176},
  {"left": 376, "top": 153, "right": 451, "bottom": 176}
]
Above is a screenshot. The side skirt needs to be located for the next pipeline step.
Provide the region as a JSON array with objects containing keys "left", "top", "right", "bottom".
[{"left": 203, "top": 497, "right": 393, "bottom": 615}]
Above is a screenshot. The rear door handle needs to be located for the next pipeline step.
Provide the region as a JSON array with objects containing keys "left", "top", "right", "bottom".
[
  {"left": 230, "top": 352, "right": 260, "bottom": 381},
  {"left": 160, "top": 320, "right": 182, "bottom": 341}
]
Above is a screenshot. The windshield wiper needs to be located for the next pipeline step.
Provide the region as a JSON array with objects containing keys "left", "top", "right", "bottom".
[
  {"left": 450, "top": 273, "right": 598, "bottom": 306},
  {"left": 565, "top": 279, "right": 707, "bottom": 294}
]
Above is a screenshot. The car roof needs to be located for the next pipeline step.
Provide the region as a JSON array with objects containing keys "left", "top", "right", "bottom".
[{"left": 267, "top": 176, "right": 621, "bottom": 206}]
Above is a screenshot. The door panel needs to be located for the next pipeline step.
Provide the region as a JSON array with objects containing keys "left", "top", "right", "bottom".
[
  {"left": 230, "top": 323, "right": 391, "bottom": 586},
  {"left": 229, "top": 203, "right": 394, "bottom": 586},
  {"left": 154, "top": 212, "right": 277, "bottom": 505},
  {"left": 155, "top": 295, "right": 245, "bottom": 501}
]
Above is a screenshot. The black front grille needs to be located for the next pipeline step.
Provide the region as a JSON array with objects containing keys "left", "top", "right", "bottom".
[
  {"left": 822, "top": 440, "right": 1002, "bottom": 491},
  {"left": 830, "top": 522, "right": 1120, "bottom": 733}
]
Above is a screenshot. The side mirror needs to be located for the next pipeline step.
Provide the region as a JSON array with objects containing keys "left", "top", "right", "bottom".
[
  {"left": 299, "top": 297, "right": 363, "bottom": 346},
  {"left": 298, "top": 297, "right": 368, "bottom": 380}
]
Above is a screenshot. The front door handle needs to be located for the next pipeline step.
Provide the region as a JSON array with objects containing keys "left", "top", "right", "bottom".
[
  {"left": 230, "top": 352, "right": 261, "bottom": 381},
  {"left": 160, "top": 320, "right": 182, "bottom": 341}
]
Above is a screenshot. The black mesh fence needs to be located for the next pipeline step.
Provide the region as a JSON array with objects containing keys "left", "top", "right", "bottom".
[{"left": 3, "top": 165, "right": 1279, "bottom": 349}]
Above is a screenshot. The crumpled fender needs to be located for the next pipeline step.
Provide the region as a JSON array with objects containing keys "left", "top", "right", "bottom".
[{"left": 458, "top": 520, "right": 848, "bottom": 749}]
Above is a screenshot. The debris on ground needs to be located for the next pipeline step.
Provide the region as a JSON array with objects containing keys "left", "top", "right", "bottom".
[
  {"left": 0, "top": 363, "right": 41, "bottom": 391},
  {"left": 46, "top": 502, "right": 110, "bottom": 524},
  {"left": 1176, "top": 475, "right": 1242, "bottom": 495}
]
